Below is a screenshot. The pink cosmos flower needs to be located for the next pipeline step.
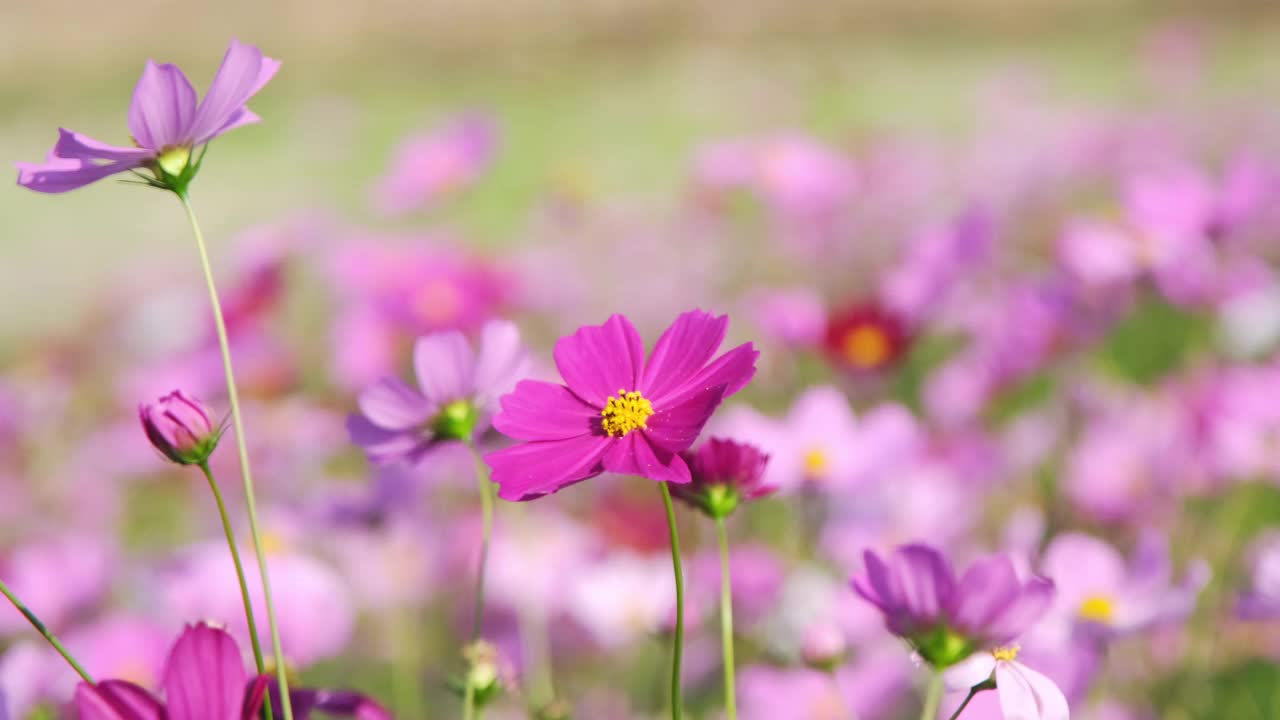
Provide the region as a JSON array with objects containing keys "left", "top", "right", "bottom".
[
  {"left": 371, "top": 114, "right": 498, "bottom": 216},
  {"left": 486, "top": 311, "right": 757, "bottom": 501},
  {"left": 943, "top": 645, "right": 1069, "bottom": 720},
  {"left": 17, "top": 40, "right": 279, "bottom": 193}
]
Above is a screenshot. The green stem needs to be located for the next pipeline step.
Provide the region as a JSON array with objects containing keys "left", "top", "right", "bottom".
[
  {"left": 0, "top": 579, "right": 95, "bottom": 685},
  {"left": 462, "top": 677, "right": 477, "bottom": 720},
  {"left": 715, "top": 516, "right": 737, "bottom": 720},
  {"left": 660, "top": 482, "right": 685, "bottom": 720},
  {"left": 946, "top": 681, "right": 993, "bottom": 720},
  {"left": 179, "top": 193, "right": 294, "bottom": 720},
  {"left": 198, "top": 463, "right": 268, "bottom": 671},
  {"left": 467, "top": 442, "right": 495, "bottom": 641},
  {"left": 920, "top": 673, "right": 943, "bottom": 720}
]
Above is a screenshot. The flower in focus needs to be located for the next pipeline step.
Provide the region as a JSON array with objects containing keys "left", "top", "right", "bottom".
[
  {"left": 139, "top": 390, "right": 224, "bottom": 466},
  {"left": 822, "top": 302, "right": 910, "bottom": 374},
  {"left": 944, "top": 644, "right": 1069, "bottom": 720},
  {"left": 670, "top": 437, "right": 773, "bottom": 517},
  {"left": 372, "top": 114, "right": 498, "bottom": 215},
  {"left": 17, "top": 39, "right": 279, "bottom": 194},
  {"left": 486, "top": 311, "right": 757, "bottom": 501},
  {"left": 348, "top": 319, "right": 528, "bottom": 465},
  {"left": 852, "top": 543, "right": 1054, "bottom": 668}
]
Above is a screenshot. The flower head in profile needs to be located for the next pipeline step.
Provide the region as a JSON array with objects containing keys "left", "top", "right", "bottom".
[
  {"left": 139, "top": 390, "right": 225, "bottom": 466},
  {"left": 348, "top": 319, "right": 528, "bottom": 465},
  {"left": 852, "top": 543, "right": 1054, "bottom": 668},
  {"left": 670, "top": 437, "right": 773, "bottom": 517},
  {"left": 17, "top": 39, "right": 279, "bottom": 195},
  {"left": 487, "top": 311, "right": 757, "bottom": 501},
  {"left": 944, "top": 644, "right": 1069, "bottom": 720}
]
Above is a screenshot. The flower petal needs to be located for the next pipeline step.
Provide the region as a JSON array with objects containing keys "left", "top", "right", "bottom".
[
  {"left": 274, "top": 685, "right": 393, "bottom": 720},
  {"left": 492, "top": 380, "right": 599, "bottom": 441},
  {"left": 357, "top": 378, "right": 433, "bottom": 430},
  {"left": 74, "top": 681, "right": 164, "bottom": 720},
  {"left": 943, "top": 653, "right": 997, "bottom": 691},
  {"left": 52, "top": 129, "right": 152, "bottom": 162},
  {"left": 643, "top": 385, "right": 727, "bottom": 453},
  {"left": 16, "top": 155, "right": 144, "bottom": 193},
  {"left": 486, "top": 434, "right": 610, "bottom": 501},
  {"left": 984, "top": 577, "right": 1055, "bottom": 644},
  {"left": 190, "top": 39, "right": 281, "bottom": 145},
  {"left": 995, "top": 661, "right": 1069, "bottom": 720},
  {"left": 553, "top": 314, "right": 646, "bottom": 406},
  {"left": 602, "top": 433, "right": 692, "bottom": 484},
  {"left": 891, "top": 544, "right": 956, "bottom": 628},
  {"left": 346, "top": 414, "right": 424, "bottom": 464},
  {"left": 413, "top": 331, "right": 476, "bottom": 403},
  {"left": 640, "top": 310, "right": 728, "bottom": 399},
  {"left": 949, "top": 555, "right": 1021, "bottom": 641},
  {"left": 654, "top": 341, "right": 758, "bottom": 406},
  {"left": 128, "top": 61, "right": 198, "bottom": 150},
  {"left": 163, "top": 623, "right": 246, "bottom": 720},
  {"left": 473, "top": 319, "right": 529, "bottom": 407}
]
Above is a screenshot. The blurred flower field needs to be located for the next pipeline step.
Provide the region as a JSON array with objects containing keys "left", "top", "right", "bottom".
[{"left": 3, "top": 5, "right": 1280, "bottom": 720}]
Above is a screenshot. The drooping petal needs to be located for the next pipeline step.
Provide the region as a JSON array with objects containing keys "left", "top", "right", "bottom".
[
  {"left": 52, "top": 128, "right": 153, "bottom": 162},
  {"left": 128, "top": 61, "right": 198, "bottom": 150},
  {"left": 16, "top": 155, "right": 145, "bottom": 193},
  {"left": 642, "top": 385, "right": 727, "bottom": 453},
  {"left": 413, "top": 331, "right": 476, "bottom": 403},
  {"left": 602, "top": 432, "right": 693, "bottom": 484},
  {"left": 553, "top": 314, "right": 646, "bottom": 406},
  {"left": 851, "top": 550, "right": 895, "bottom": 613},
  {"left": 653, "top": 341, "right": 757, "bottom": 406},
  {"left": 486, "top": 434, "right": 610, "bottom": 501},
  {"left": 640, "top": 310, "right": 728, "bottom": 399},
  {"left": 74, "top": 681, "right": 164, "bottom": 720},
  {"left": 492, "top": 380, "right": 599, "bottom": 441},
  {"left": 346, "top": 414, "right": 425, "bottom": 464},
  {"left": 189, "top": 39, "right": 281, "bottom": 145},
  {"left": 357, "top": 378, "right": 433, "bottom": 430},
  {"left": 163, "top": 623, "right": 247, "bottom": 720},
  {"left": 274, "top": 685, "right": 393, "bottom": 720},
  {"left": 949, "top": 555, "right": 1022, "bottom": 640},
  {"left": 473, "top": 320, "right": 529, "bottom": 407},
  {"left": 995, "top": 661, "right": 1069, "bottom": 720}
]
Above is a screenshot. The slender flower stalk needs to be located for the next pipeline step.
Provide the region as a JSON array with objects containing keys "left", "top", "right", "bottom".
[
  {"left": 660, "top": 482, "right": 685, "bottom": 720},
  {"left": 467, "top": 441, "right": 495, "bottom": 641},
  {"left": 947, "top": 679, "right": 994, "bottom": 720},
  {"left": 462, "top": 681, "right": 477, "bottom": 720},
  {"left": 179, "top": 192, "right": 294, "bottom": 719},
  {"left": 0, "top": 578, "right": 95, "bottom": 685},
  {"left": 921, "top": 673, "right": 943, "bottom": 720},
  {"left": 715, "top": 515, "right": 737, "bottom": 720}
]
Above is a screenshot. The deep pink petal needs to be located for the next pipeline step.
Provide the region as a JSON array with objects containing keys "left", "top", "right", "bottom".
[
  {"left": 601, "top": 432, "right": 693, "bottom": 484},
  {"left": 163, "top": 623, "right": 247, "bottom": 720},
  {"left": 357, "top": 378, "right": 433, "bottom": 430},
  {"left": 16, "top": 155, "right": 144, "bottom": 193},
  {"left": 486, "top": 434, "right": 610, "bottom": 501},
  {"left": 553, "top": 314, "right": 646, "bottom": 406},
  {"left": 52, "top": 129, "right": 152, "bottom": 162},
  {"left": 128, "top": 61, "right": 198, "bottom": 150},
  {"left": 74, "top": 681, "right": 163, "bottom": 720},
  {"left": 190, "top": 39, "right": 281, "bottom": 145},
  {"left": 243, "top": 675, "right": 269, "bottom": 719},
  {"left": 640, "top": 310, "right": 728, "bottom": 399},
  {"left": 413, "top": 331, "right": 476, "bottom": 403},
  {"left": 653, "top": 342, "right": 758, "bottom": 406},
  {"left": 492, "top": 380, "right": 599, "bottom": 441},
  {"left": 643, "top": 386, "right": 727, "bottom": 453}
]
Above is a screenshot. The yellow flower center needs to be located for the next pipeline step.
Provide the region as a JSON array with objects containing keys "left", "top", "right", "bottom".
[
  {"left": 156, "top": 145, "right": 192, "bottom": 176},
  {"left": 842, "top": 325, "right": 891, "bottom": 368},
  {"left": 600, "top": 389, "right": 654, "bottom": 437},
  {"left": 1078, "top": 594, "right": 1116, "bottom": 624},
  {"left": 992, "top": 644, "right": 1020, "bottom": 662},
  {"left": 803, "top": 448, "right": 830, "bottom": 478},
  {"left": 260, "top": 531, "right": 288, "bottom": 556}
]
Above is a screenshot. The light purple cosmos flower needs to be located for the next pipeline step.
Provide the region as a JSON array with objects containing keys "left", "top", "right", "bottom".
[
  {"left": 372, "top": 114, "right": 498, "bottom": 216},
  {"left": 852, "top": 544, "right": 1054, "bottom": 667},
  {"left": 1237, "top": 530, "right": 1280, "bottom": 620},
  {"left": 1040, "top": 531, "right": 1208, "bottom": 637},
  {"left": 486, "top": 311, "right": 757, "bottom": 501},
  {"left": 943, "top": 645, "right": 1069, "bottom": 720},
  {"left": 348, "top": 319, "right": 528, "bottom": 465},
  {"left": 17, "top": 40, "right": 279, "bottom": 194}
]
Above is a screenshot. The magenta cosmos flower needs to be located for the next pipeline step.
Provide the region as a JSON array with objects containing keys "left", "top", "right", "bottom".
[
  {"left": 486, "top": 311, "right": 757, "bottom": 501},
  {"left": 852, "top": 543, "right": 1054, "bottom": 668},
  {"left": 670, "top": 437, "right": 774, "bottom": 517},
  {"left": 17, "top": 39, "right": 279, "bottom": 194}
]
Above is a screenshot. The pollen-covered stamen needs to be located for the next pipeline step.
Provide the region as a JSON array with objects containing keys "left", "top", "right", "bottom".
[
  {"left": 600, "top": 388, "right": 654, "bottom": 437},
  {"left": 1078, "top": 594, "right": 1116, "bottom": 624},
  {"left": 842, "top": 324, "right": 891, "bottom": 368},
  {"left": 992, "top": 644, "right": 1020, "bottom": 662}
]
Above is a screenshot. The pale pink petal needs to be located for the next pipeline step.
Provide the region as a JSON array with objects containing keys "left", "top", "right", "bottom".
[
  {"left": 995, "top": 661, "right": 1069, "bottom": 720},
  {"left": 190, "top": 39, "right": 281, "bottom": 145},
  {"left": 128, "top": 61, "right": 198, "bottom": 150},
  {"left": 16, "top": 155, "right": 144, "bottom": 193},
  {"left": 357, "top": 378, "right": 434, "bottom": 430},
  {"left": 52, "top": 129, "right": 152, "bottom": 162},
  {"left": 944, "top": 653, "right": 996, "bottom": 691},
  {"left": 412, "top": 331, "right": 476, "bottom": 403},
  {"left": 474, "top": 319, "right": 529, "bottom": 406}
]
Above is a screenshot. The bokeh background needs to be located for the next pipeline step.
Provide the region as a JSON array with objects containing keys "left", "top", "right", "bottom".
[{"left": 4, "top": 2, "right": 1280, "bottom": 719}]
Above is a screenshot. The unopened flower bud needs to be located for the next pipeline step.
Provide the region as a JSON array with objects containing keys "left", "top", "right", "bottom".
[
  {"left": 801, "top": 623, "right": 848, "bottom": 672},
  {"left": 139, "top": 390, "right": 223, "bottom": 466}
]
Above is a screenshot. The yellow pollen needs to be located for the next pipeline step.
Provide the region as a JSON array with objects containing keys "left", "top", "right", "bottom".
[
  {"left": 601, "top": 389, "right": 654, "bottom": 437},
  {"left": 1078, "top": 594, "right": 1116, "bottom": 624},
  {"left": 992, "top": 644, "right": 1020, "bottom": 662},
  {"left": 260, "top": 532, "right": 287, "bottom": 556},
  {"left": 842, "top": 325, "right": 891, "bottom": 368},
  {"left": 803, "top": 448, "right": 830, "bottom": 478},
  {"left": 156, "top": 145, "right": 192, "bottom": 176}
]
